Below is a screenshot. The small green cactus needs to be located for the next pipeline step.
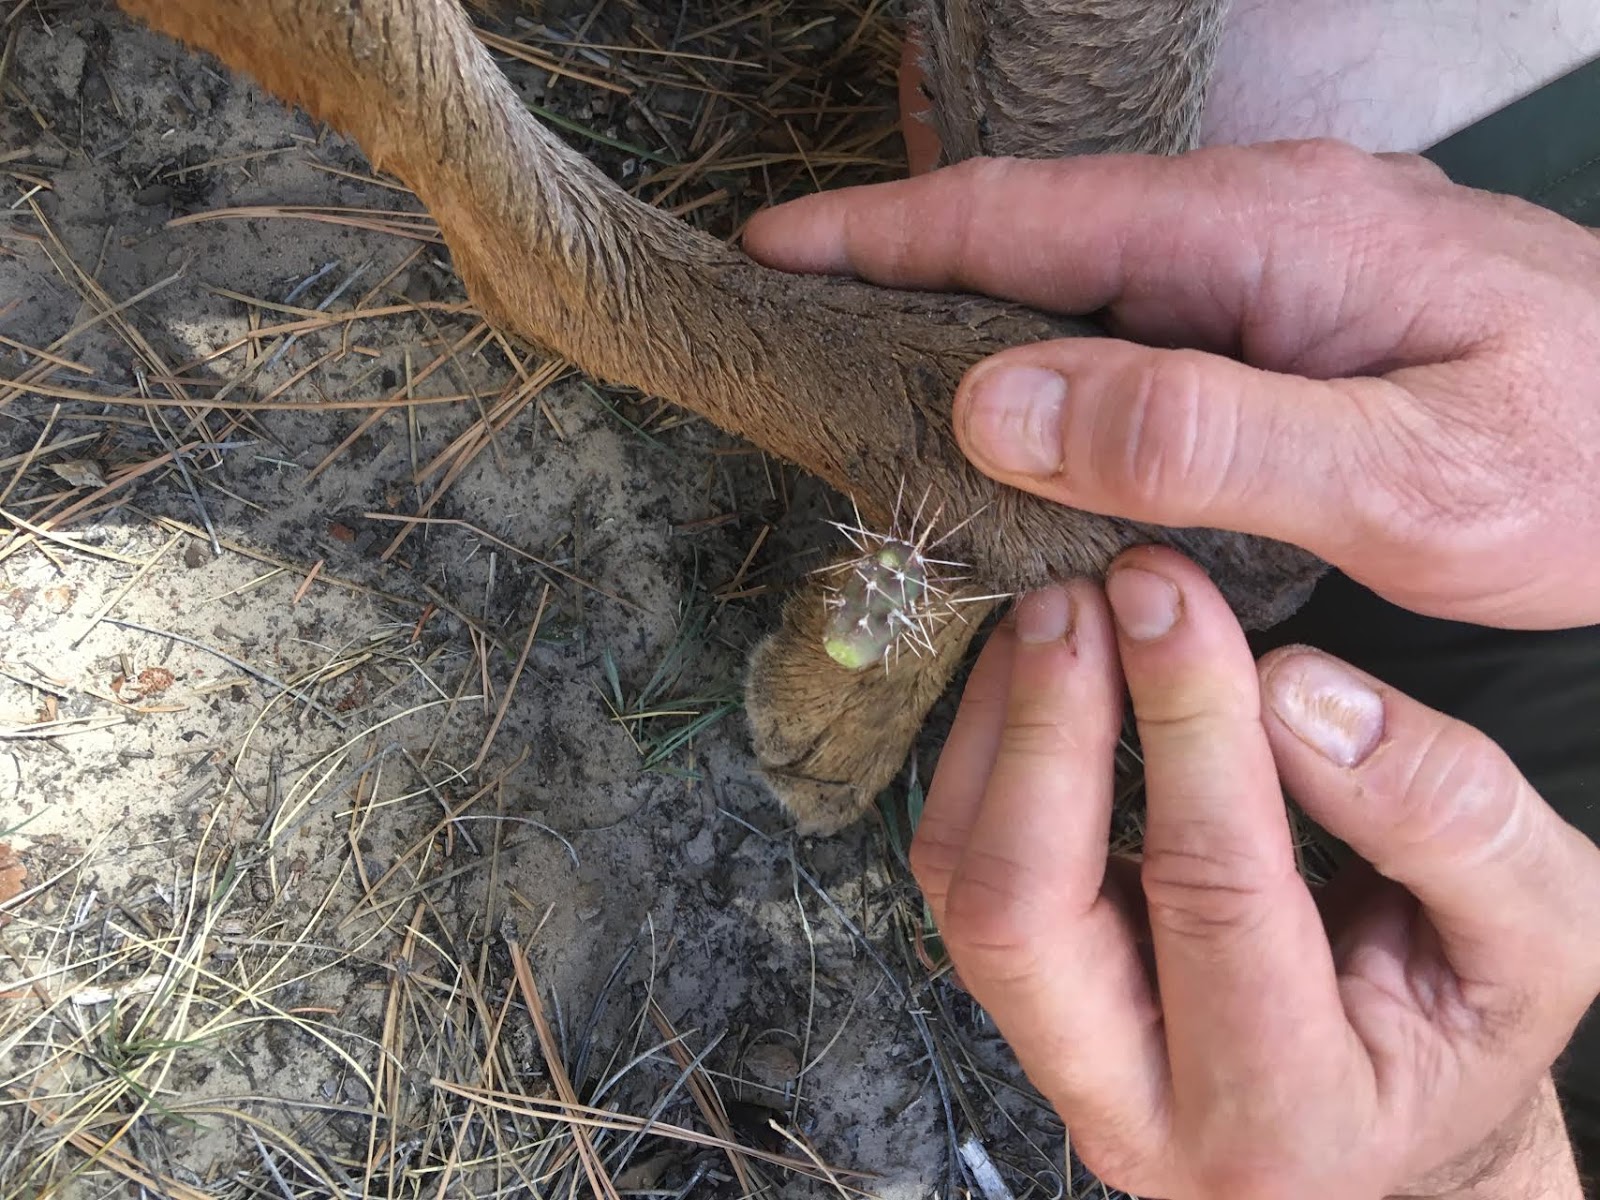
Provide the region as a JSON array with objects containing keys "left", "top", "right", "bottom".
[
  {"left": 814, "top": 486, "right": 1002, "bottom": 671},
  {"left": 822, "top": 540, "right": 929, "bottom": 669}
]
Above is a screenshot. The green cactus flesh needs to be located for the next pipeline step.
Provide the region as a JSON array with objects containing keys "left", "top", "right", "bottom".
[{"left": 823, "top": 541, "right": 929, "bottom": 670}]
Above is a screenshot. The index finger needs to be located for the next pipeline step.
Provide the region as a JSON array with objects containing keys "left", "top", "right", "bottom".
[
  {"left": 742, "top": 143, "right": 1454, "bottom": 363},
  {"left": 933, "top": 582, "right": 1172, "bottom": 1156}
]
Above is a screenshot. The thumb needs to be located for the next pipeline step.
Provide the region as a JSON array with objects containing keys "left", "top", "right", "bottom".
[
  {"left": 954, "top": 338, "right": 1401, "bottom": 563},
  {"left": 1258, "top": 646, "right": 1600, "bottom": 997}
]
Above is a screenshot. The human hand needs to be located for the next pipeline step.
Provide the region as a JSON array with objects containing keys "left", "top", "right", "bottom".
[
  {"left": 743, "top": 143, "right": 1600, "bottom": 629},
  {"left": 911, "top": 546, "right": 1600, "bottom": 1198}
]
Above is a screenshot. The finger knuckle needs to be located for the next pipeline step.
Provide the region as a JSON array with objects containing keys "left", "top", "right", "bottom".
[
  {"left": 1140, "top": 842, "right": 1284, "bottom": 940},
  {"left": 940, "top": 848, "right": 1052, "bottom": 962},
  {"left": 907, "top": 823, "right": 964, "bottom": 894},
  {"left": 944, "top": 154, "right": 1019, "bottom": 192},
  {"left": 1132, "top": 679, "right": 1260, "bottom": 736},
  {"left": 1264, "top": 137, "right": 1382, "bottom": 186},
  {"left": 851, "top": 191, "right": 921, "bottom": 284},
  {"left": 1373, "top": 149, "right": 1453, "bottom": 188},
  {"left": 1384, "top": 721, "right": 1533, "bottom": 869},
  {"left": 994, "top": 714, "right": 1076, "bottom": 762},
  {"left": 945, "top": 156, "right": 1020, "bottom": 276},
  {"left": 1104, "top": 351, "right": 1217, "bottom": 516}
]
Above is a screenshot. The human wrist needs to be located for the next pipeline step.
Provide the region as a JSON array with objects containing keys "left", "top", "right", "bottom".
[{"left": 1396, "top": 1077, "right": 1581, "bottom": 1200}]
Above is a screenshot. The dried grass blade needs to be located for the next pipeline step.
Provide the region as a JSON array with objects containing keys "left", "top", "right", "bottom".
[{"left": 507, "top": 940, "right": 623, "bottom": 1200}]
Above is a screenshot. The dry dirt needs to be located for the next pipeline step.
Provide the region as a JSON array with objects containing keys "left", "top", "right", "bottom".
[{"left": 0, "top": 2, "right": 1084, "bottom": 1197}]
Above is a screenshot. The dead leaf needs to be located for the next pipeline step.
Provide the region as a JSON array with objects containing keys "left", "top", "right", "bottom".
[
  {"left": 0, "top": 842, "right": 25, "bottom": 907},
  {"left": 49, "top": 459, "right": 107, "bottom": 489}
]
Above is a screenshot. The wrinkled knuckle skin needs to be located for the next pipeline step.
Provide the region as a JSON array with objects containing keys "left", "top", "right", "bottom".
[
  {"left": 940, "top": 849, "right": 1051, "bottom": 964},
  {"left": 994, "top": 714, "right": 1076, "bottom": 763},
  {"left": 945, "top": 157, "right": 1019, "bottom": 276},
  {"left": 908, "top": 825, "right": 964, "bottom": 895},
  {"left": 1104, "top": 351, "right": 1209, "bottom": 515},
  {"left": 949, "top": 155, "right": 1022, "bottom": 190},
  {"left": 1266, "top": 136, "right": 1382, "bottom": 185},
  {"left": 1131, "top": 684, "right": 1260, "bottom": 738},
  {"left": 1140, "top": 845, "right": 1280, "bottom": 941},
  {"left": 1383, "top": 720, "right": 1529, "bottom": 866},
  {"left": 850, "top": 192, "right": 920, "bottom": 285}
]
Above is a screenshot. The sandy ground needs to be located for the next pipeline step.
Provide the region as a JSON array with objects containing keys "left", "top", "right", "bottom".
[{"left": 0, "top": 2, "right": 1080, "bottom": 1196}]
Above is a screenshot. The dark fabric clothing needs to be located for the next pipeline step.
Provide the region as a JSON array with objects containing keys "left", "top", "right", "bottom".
[
  {"left": 1424, "top": 55, "right": 1600, "bottom": 226},
  {"left": 1249, "top": 54, "right": 1600, "bottom": 1169}
]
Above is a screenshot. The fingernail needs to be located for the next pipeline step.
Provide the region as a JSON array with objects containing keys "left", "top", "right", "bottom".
[
  {"left": 1105, "top": 568, "right": 1179, "bottom": 641},
  {"left": 1265, "top": 653, "right": 1385, "bottom": 767},
  {"left": 1013, "top": 586, "right": 1073, "bottom": 644},
  {"left": 963, "top": 365, "right": 1066, "bottom": 477}
]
